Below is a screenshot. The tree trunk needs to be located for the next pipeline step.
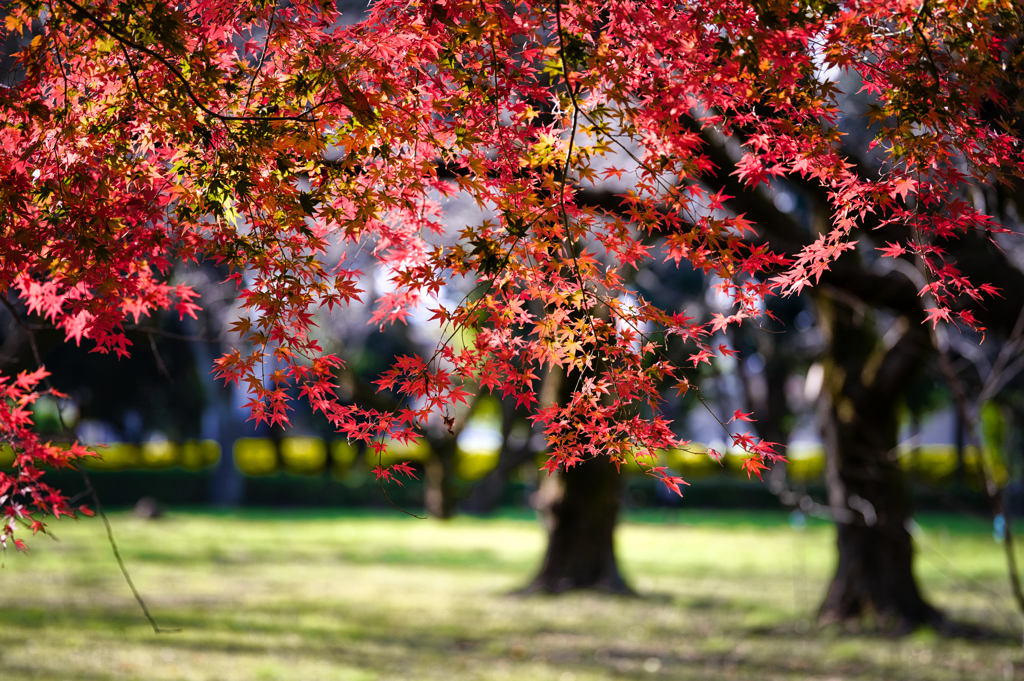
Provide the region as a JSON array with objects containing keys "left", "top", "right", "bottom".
[
  {"left": 424, "top": 434, "right": 458, "bottom": 519},
  {"left": 185, "top": 315, "right": 244, "bottom": 507},
  {"left": 817, "top": 295, "right": 943, "bottom": 629},
  {"left": 462, "top": 395, "right": 536, "bottom": 514},
  {"left": 525, "top": 455, "right": 632, "bottom": 593}
]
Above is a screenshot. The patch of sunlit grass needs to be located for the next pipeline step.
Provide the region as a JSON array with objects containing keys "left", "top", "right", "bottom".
[{"left": 0, "top": 508, "right": 1019, "bottom": 680}]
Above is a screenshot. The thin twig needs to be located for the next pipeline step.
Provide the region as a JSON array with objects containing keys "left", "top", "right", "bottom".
[
  {"left": 243, "top": 8, "right": 277, "bottom": 112},
  {"left": 76, "top": 463, "right": 180, "bottom": 633},
  {"left": 148, "top": 332, "right": 174, "bottom": 384},
  {"left": 52, "top": 0, "right": 315, "bottom": 123},
  {"left": 933, "top": 345, "right": 1024, "bottom": 628},
  {"left": 0, "top": 295, "right": 175, "bottom": 634},
  {"left": 903, "top": 175, "right": 1024, "bottom": 634},
  {"left": 376, "top": 449, "right": 425, "bottom": 519}
]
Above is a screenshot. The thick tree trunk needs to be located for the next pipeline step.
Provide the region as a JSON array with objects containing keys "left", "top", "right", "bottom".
[
  {"left": 525, "top": 455, "right": 632, "bottom": 593},
  {"left": 817, "top": 296, "right": 943, "bottom": 629},
  {"left": 823, "top": 518, "right": 942, "bottom": 627}
]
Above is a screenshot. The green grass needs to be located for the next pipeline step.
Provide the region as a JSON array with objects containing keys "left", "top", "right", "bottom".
[{"left": 0, "top": 508, "right": 1021, "bottom": 680}]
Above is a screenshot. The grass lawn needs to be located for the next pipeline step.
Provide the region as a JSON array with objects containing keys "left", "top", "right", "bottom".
[{"left": 0, "top": 507, "right": 1021, "bottom": 680}]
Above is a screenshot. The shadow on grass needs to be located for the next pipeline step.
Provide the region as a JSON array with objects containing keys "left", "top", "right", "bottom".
[
  {"left": 3, "top": 595, "right": 1016, "bottom": 681},
  {"left": 118, "top": 546, "right": 526, "bottom": 573},
  {"left": 1, "top": 663, "right": 118, "bottom": 681},
  {"left": 746, "top": 613, "right": 1021, "bottom": 644}
]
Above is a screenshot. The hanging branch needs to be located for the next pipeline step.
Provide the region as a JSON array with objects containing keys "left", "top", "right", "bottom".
[
  {"left": 930, "top": 310, "right": 1024, "bottom": 631},
  {"left": 0, "top": 295, "right": 178, "bottom": 634}
]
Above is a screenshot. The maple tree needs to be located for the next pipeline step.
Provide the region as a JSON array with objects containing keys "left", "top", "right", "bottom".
[{"left": 1, "top": 0, "right": 1022, "bottom": 563}]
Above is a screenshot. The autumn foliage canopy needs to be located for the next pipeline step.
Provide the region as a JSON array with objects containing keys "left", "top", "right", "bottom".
[{"left": 1, "top": 0, "right": 1022, "bottom": 548}]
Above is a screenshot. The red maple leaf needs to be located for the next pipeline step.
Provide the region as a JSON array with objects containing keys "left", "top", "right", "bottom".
[
  {"left": 891, "top": 177, "right": 918, "bottom": 201},
  {"left": 924, "top": 307, "right": 952, "bottom": 328},
  {"left": 741, "top": 457, "right": 769, "bottom": 481},
  {"left": 876, "top": 242, "right": 906, "bottom": 258}
]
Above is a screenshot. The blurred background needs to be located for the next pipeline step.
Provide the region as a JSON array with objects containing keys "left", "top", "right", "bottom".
[
  {"left": 4, "top": 3, "right": 1024, "bottom": 677},
  {"left": 3, "top": 121, "right": 1024, "bottom": 675}
]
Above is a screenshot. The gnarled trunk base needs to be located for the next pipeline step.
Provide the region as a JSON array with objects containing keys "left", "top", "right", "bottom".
[
  {"left": 525, "top": 456, "right": 631, "bottom": 594},
  {"left": 817, "top": 295, "right": 942, "bottom": 631},
  {"left": 820, "top": 522, "right": 942, "bottom": 630}
]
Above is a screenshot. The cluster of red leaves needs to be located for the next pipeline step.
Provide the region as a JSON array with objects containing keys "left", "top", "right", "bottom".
[
  {"left": 371, "top": 461, "right": 419, "bottom": 487},
  {"left": 774, "top": 0, "right": 1024, "bottom": 321},
  {"left": 0, "top": 369, "right": 94, "bottom": 551},
  {"left": 1, "top": 0, "right": 1022, "bottom": 543}
]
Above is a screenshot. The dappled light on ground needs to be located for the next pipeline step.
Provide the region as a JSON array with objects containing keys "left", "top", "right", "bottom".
[{"left": 0, "top": 510, "right": 1020, "bottom": 680}]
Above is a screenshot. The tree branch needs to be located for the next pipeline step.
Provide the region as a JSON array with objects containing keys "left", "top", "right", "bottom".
[{"left": 53, "top": 0, "right": 315, "bottom": 123}]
